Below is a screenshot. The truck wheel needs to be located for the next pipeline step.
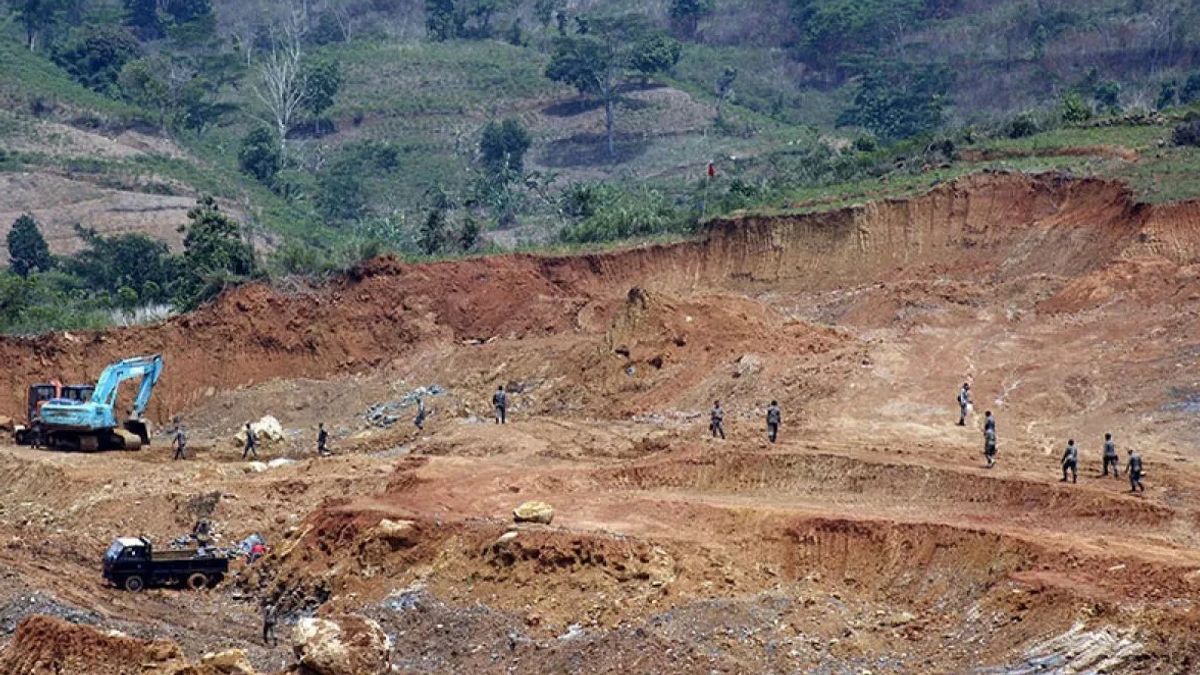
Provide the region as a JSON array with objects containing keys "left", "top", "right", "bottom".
[
  {"left": 124, "top": 575, "right": 145, "bottom": 592},
  {"left": 186, "top": 572, "right": 208, "bottom": 590}
]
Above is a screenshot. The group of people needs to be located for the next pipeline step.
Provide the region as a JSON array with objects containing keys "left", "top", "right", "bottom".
[
  {"left": 958, "top": 383, "right": 1147, "bottom": 493},
  {"left": 707, "top": 399, "right": 784, "bottom": 443}
]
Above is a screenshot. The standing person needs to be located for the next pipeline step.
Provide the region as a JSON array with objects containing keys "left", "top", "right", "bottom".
[
  {"left": 242, "top": 422, "right": 258, "bottom": 460},
  {"left": 983, "top": 410, "right": 995, "bottom": 434},
  {"left": 414, "top": 397, "right": 427, "bottom": 430},
  {"left": 710, "top": 400, "right": 726, "bottom": 440},
  {"left": 1126, "top": 448, "right": 1145, "bottom": 493},
  {"left": 957, "top": 383, "right": 972, "bottom": 426},
  {"left": 493, "top": 386, "right": 507, "bottom": 425},
  {"left": 261, "top": 601, "right": 278, "bottom": 646},
  {"left": 171, "top": 421, "right": 188, "bottom": 461},
  {"left": 983, "top": 426, "right": 997, "bottom": 469},
  {"left": 317, "top": 423, "right": 329, "bottom": 456},
  {"left": 1060, "top": 439, "right": 1078, "bottom": 483},
  {"left": 1101, "top": 433, "right": 1119, "bottom": 478},
  {"left": 766, "top": 400, "right": 781, "bottom": 443}
]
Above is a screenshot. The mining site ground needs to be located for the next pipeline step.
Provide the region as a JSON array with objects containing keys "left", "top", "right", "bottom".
[{"left": 2, "top": 173, "right": 1200, "bottom": 673}]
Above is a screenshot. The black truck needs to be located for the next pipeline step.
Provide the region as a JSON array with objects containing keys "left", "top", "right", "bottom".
[{"left": 102, "top": 537, "right": 229, "bottom": 591}]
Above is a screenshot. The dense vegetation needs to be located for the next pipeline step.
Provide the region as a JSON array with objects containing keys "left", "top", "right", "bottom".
[{"left": 1, "top": 0, "right": 1200, "bottom": 333}]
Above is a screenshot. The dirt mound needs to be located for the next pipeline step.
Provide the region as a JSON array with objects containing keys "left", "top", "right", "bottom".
[
  {"left": 0, "top": 615, "right": 185, "bottom": 674},
  {"left": 583, "top": 287, "right": 857, "bottom": 413},
  {"left": 5, "top": 172, "right": 1200, "bottom": 424}
]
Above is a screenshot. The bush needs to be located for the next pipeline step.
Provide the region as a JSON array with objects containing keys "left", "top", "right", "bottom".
[
  {"left": 560, "top": 185, "right": 688, "bottom": 244},
  {"left": 238, "top": 127, "right": 282, "bottom": 184},
  {"left": 1060, "top": 92, "right": 1092, "bottom": 124},
  {"left": 1006, "top": 112, "right": 1040, "bottom": 139},
  {"left": 1173, "top": 120, "right": 1200, "bottom": 148},
  {"left": 54, "top": 25, "right": 142, "bottom": 95}
]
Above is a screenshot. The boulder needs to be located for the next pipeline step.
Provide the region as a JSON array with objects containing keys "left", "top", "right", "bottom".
[
  {"left": 0, "top": 416, "right": 13, "bottom": 432},
  {"left": 233, "top": 415, "right": 287, "bottom": 447},
  {"left": 200, "top": 648, "right": 258, "bottom": 674},
  {"left": 291, "top": 615, "right": 390, "bottom": 675},
  {"left": 513, "top": 501, "right": 554, "bottom": 525},
  {"left": 244, "top": 461, "right": 268, "bottom": 474},
  {"left": 372, "top": 519, "right": 417, "bottom": 546}
]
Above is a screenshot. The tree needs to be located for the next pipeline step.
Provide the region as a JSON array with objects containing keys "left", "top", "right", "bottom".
[
  {"left": 837, "top": 64, "right": 952, "bottom": 141},
  {"left": 12, "top": 0, "right": 71, "bottom": 50},
  {"left": 238, "top": 127, "right": 282, "bottom": 183},
  {"left": 459, "top": 214, "right": 481, "bottom": 252},
  {"left": 1181, "top": 73, "right": 1200, "bottom": 105},
  {"left": 119, "top": 58, "right": 170, "bottom": 128},
  {"left": 425, "top": 0, "right": 462, "bottom": 41},
  {"left": 480, "top": 117, "right": 532, "bottom": 175},
  {"left": 715, "top": 65, "right": 737, "bottom": 124},
  {"left": 174, "top": 196, "right": 256, "bottom": 309},
  {"left": 252, "top": 5, "right": 307, "bottom": 155},
  {"left": 668, "top": 0, "right": 712, "bottom": 39},
  {"left": 1060, "top": 91, "right": 1092, "bottom": 124},
  {"left": 1157, "top": 80, "right": 1179, "bottom": 111},
  {"left": 419, "top": 207, "right": 448, "bottom": 255},
  {"left": 7, "top": 214, "right": 53, "bottom": 277},
  {"left": 301, "top": 57, "right": 342, "bottom": 130},
  {"left": 55, "top": 25, "right": 142, "bottom": 94},
  {"left": 534, "top": 0, "right": 564, "bottom": 29},
  {"left": 546, "top": 14, "right": 675, "bottom": 157},
  {"left": 123, "top": 0, "right": 163, "bottom": 39},
  {"left": 631, "top": 34, "right": 682, "bottom": 81},
  {"left": 68, "top": 226, "right": 171, "bottom": 303}
]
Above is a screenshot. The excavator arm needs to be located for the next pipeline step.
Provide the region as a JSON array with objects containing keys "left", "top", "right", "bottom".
[{"left": 91, "top": 355, "right": 164, "bottom": 417}]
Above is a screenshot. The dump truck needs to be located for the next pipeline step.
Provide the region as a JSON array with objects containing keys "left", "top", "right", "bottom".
[
  {"left": 102, "top": 536, "right": 229, "bottom": 591},
  {"left": 13, "top": 381, "right": 95, "bottom": 446}
]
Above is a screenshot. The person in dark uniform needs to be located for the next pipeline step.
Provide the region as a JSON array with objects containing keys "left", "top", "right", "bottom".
[
  {"left": 172, "top": 423, "right": 188, "bottom": 460},
  {"left": 242, "top": 422, "right": 258, "bottom": 460},
  {"left": 262, "top": 601, "right": 278, "bottom": 646},
  {"left": 1126, "top": 448, "right": 1145, "bottom": 493},
  {"left": 414, "top": 397, "right": 427, "bottom": 430},
  {"left": 1060, "top": 439, "right": 1078, "bottom": 483},
  {"left": 493, "top": 386, "right": 507, "bottom": 424},
  {"left": 1101, "top": 433, "right": 1119, "bottom": 478},
  {"left": 956, "top": 383, "right": 972, "bottom": 426},
  {"left": 710, "top": 400, "right": 725, "bottom": 439},
  {"left": 317, "top": 423, "right": 329, "bottom": 456},
  {"left": 766, "top": 400, "right": 781, "bottom": 443}
]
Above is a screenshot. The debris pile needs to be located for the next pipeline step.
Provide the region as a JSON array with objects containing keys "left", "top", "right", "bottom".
[{"left": 364, "top": 385, "right": 445, "bottom": 428}]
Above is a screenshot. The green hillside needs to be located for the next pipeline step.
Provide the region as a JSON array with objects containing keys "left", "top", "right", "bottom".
[{"left": 1, "top": 0, "right": 1200, "bottom": 333}]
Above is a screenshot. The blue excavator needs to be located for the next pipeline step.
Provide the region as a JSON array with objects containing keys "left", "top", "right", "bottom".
[{"left": 37, "top": 354, "right": 164, "bottom": 451}]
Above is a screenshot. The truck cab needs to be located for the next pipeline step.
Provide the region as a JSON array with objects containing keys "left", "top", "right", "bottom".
[
  {"left": 14, "top": 382, "right": 94, "bottom": 445},
  {"left": 103, "top": 536, "right": 228, "bottom": 592}
]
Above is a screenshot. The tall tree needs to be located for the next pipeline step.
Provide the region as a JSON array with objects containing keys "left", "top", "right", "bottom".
[
  {"left": 668, "top": 0, "right": 712, "bottom": 39},
  {"left": 546, "top": 14, "right": 679, "bottom": 157},
  {"left": 480, "top": 117, "right": 532, "bottom": 176},
  {"left": 419, "top": 207, "right": 448, "bottom": 255},
  {"left": 252, "top": 4, "right": 307, "bottom": 154},
  {"left": 7, "top": 213, "right": 53, "bottom": 277},
  {"left": 11, "top": 0, "right": 71, "bottom": 50},
  {"left": 301, "top": 57, "right": 342, "bottom": 130},
  {"left": 174, "top": 196, "right": 256, "bottom": 309},
  {"left": 54, "top": 24, "right": 142, "bottom": 94}
]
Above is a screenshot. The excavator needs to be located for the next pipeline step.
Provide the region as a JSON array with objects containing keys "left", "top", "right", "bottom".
[{"left": 37, "top": 354, "right": 164, "bottom": 451}]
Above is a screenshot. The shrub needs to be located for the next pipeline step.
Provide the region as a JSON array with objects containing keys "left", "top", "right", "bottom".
[
  {"left": 1006, "top": 112, "right": 1039, "bottom": 139},
  {"left": 1173, "top": 120, "right": 1200, "bottom": 148}
]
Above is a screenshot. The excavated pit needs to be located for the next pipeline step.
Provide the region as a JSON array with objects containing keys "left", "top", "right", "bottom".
[{"left": 5, "top": 172, "right": 1200, "bottom": 672}]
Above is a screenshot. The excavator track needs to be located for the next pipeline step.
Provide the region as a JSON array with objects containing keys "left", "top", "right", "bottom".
[{"left": 112, "top": 429, "right": 143, "bottom": 451}]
